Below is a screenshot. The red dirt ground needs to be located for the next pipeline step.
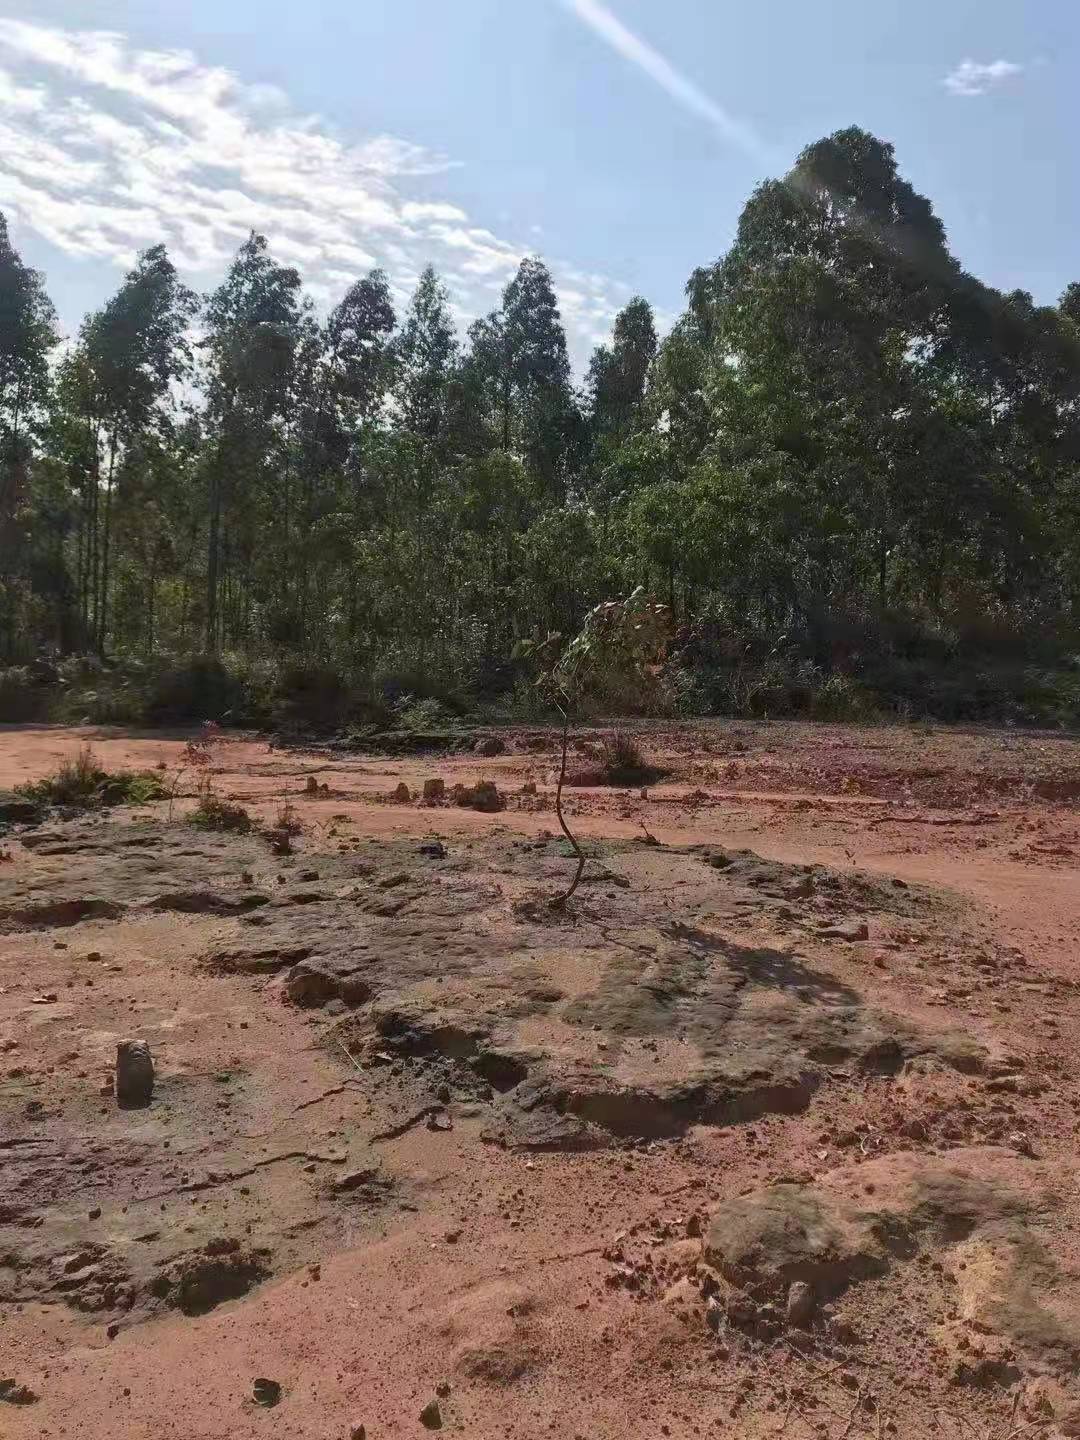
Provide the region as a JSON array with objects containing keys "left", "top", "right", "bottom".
[{"left": 2, "top": 718, "right": 1079, "bottom": 1440}]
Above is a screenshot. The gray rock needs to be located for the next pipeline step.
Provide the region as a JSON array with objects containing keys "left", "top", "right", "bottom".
[
  {"left": 115, "top": 1040, "right": 154, "bottom": 1107},
  {"left": 253, "top": 1378, "right": 281, "bottom": 1408},
  {"left": 785, "top": 1280, "right": 816, "bottom": 1327},
  {"left": 0, "top": 792, "right": 42, "bottom": 826}
]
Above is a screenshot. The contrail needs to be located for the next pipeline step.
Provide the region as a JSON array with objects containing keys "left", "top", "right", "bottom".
[{"left": 559, "top": 0, "right": 775, "bottom": 167}]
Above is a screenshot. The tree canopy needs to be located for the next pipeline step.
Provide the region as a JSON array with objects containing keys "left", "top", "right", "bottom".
[{"left": 3, "top": 126, "right": 1080, "bottom": 725}]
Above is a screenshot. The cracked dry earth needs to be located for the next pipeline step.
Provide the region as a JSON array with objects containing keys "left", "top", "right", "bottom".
[{"left": 2, "top": 723, "right": 1080, "bottom": 1439}]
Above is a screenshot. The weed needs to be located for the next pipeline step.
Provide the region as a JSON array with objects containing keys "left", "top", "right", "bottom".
[
  {"left": 273, "top": 802, "right": 302, "bottom": 836},
  {"left": 18, "top": 746, "right": 168, "bottom": 810},
  {"left": 599, "top": 731, "right": 666, "bottom": 786},
  {"left": 392, "top": 694, "right": 458, "bottom": 732},
  {"left": 188, "top": 794, "right": 256, "bottom": 833}
]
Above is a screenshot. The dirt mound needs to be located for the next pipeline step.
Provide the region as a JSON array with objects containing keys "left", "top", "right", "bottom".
[{"left": 702, "top": 1147, "right": 1078, "bottom": 1380}]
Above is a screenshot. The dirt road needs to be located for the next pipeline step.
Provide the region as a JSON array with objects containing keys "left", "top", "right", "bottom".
[{"left": 2, "top": 719, "right": 1079, "bottom": 1439}]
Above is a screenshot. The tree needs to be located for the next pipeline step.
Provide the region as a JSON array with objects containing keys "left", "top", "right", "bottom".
[
  {"left": 587, "top": 296, "right": 657, "bottom": 441},
  {"left": 72, "top": 245, "right": 197, "bottom": 650},
  {"left": 459, "top": 257, "right": 575, "bottom": 497},
  {"left": 393, "top": 265, "right": 457, "bottom": 441},
  {"left": 0, "top": 213, "right": 58, "bottom": 660},
  {"left": 528, "top": 588, "right": 669, "bottom": 906},
  {"left": 202, "top": 232, "right": 302, "bottom": 652}
]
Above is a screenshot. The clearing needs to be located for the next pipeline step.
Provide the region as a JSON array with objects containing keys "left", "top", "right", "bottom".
[{"left": 2, "top": 718, "right": 1080, "bottom": 1439}]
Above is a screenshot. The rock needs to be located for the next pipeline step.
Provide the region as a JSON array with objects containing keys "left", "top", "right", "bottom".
[
  {"left": 284, "top": 955, "right": 372, "bottom": 1007},
  {"left": 420, "top": 1399, "right": 443, "bottom": 1429},
  {"left": 817, "top": 921, "right": 870, "bottom": 942},
  {"left": 726, "top": 1293, "right": 757, "bottom": 1327},
  {"left": 474, "top": 737, "right": 505, "bottom": 757},
  {"left": 350, "top": 1427, "right": 367, "bottom": 1440},
  {"left": 785, "top": 1280, "right": 816, "bottom": 1327},
  {"left": 418, "top": 839, "right": 447, "bottom": 858},
  {"left": 0, "top": 1379, "right": 39, "bottom": 1405},
  {"left": 705, "top": 1182, "right": 887, "bottom": 1298},
  {"left": 0, "top": 792, "right": 42, "bottom": 826},
  {"left": 115, "top": 1040, "right": 154, "bottom": 1107},
  {"left": 451, "top": 781, "right": 505, "bottom": 813},
  {"left": 435, "top": 1381, "right": 451, "bottom": 1398},
  {"left": 253, "top": 1378, "right": 282, "bottom": 1408},
  {"left": 390, "top": 782, "right": 412, "bottom": 803}
]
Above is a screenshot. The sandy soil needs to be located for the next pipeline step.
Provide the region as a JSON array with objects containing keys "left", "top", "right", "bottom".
[{"left": 2, "top": 718, "right": 1079, "bottom": 1440}]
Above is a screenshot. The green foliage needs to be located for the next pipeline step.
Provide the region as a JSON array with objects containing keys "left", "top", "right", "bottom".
[
  {"left": 392, "top": 694, "right": 459, "bottom": 732},
  {"left": 4, "top": 123, "right": 1080, "bottom": 730},
  {"left": 18, "top": 745, "right": 167, "bottom": 808},
  {"left": 187, "top": 793, "right": 256, "bottom": 833},
  {"left": 549, "top": 587, "right": 670, "bottom": 714}
]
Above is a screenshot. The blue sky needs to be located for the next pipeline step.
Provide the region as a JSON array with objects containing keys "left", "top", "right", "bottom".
[{"left": 0, "top": 0, "right": 1075, "bottom": 366}]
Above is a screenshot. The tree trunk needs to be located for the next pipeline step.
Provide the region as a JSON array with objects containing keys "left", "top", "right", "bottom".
[
  {"left": 97, "top": 436, "right": 117, "bottom": 654},
  {"left": 552, "top": 700, "right": 586, "bottom": 909},
  {"left": 205, "top": 463, "right": 221, "bottom": 653}
]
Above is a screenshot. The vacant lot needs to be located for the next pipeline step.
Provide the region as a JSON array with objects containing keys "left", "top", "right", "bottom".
[{"left": 2, "top": 719, "right": 1079, "bottom": 1439}]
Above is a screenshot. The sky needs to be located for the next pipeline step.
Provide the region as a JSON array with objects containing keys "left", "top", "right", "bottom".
[{"left": 0, "top": 0, "right": 1075, "bottom": 368}]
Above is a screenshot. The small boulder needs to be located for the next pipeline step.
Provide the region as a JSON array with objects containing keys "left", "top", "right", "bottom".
[
  {"left": 785, "top": 1280, "right": 816, "bottom": 1327},
  {"left": 253, "top": 1378, "right": 281, "bottom": 1408},
  {"left": 0, "top": 791, "right": 42, "bottom": 826},
  {"left": 474, "top": 737, "right": 505, "bottom": 757},
  {"left": 115, "top": 1040, "right": 154, "bottom": 1108},
  {"left": 390, "top": 782, "right": 412, "bottom": 803},
  {"left": 817, "top": 921, "right": 870, "bottom": 942},
  {"left": 420, "top": 1399, "right": 443, "bottom": 1430},
  {"left": 451, "top": 781, "right": 505, "bottom": 813},
  {"left": 0, "top": 1379, "right": 39, "bottom": 1405},
  {"left": 285, "top": 956, "right": 371, "bottom": 1008}
]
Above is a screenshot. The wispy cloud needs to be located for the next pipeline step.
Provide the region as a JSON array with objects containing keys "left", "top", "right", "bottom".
[
  {"left": 0, "top": 19, "right": 628, "bottom": 356},
  {"left": 559, "top": 0, "right": 773, "bottom": 165},
  {"left": 943, "top": 58, "right": 1023, "bottom": 97}
]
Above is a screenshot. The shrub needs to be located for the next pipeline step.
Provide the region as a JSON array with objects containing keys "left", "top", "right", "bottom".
[
  {"left": 392, "top": 693, "right": 459, "bottom": 732},
  {"left": 188, "top": 794, "right": 256, "bottom": 833},
  {"left": 270, "top": 663, "right": 351, "bottom": 733},
  {"left": 273, "top": 801, "right": 303, "bottom": 835},
  {"left": 598, "top": 730, "right": 667, "bottom": 786},
  {"left": 0, "top": 666, "right": 51, "bottom": 723},
  {"left": 18, "top": 746, "right": 168, "bottom": 809}
]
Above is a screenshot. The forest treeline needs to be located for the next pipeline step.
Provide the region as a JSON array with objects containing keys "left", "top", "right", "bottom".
[{"left": 3, "top": 127, "right": 1080, "bottom": 728}]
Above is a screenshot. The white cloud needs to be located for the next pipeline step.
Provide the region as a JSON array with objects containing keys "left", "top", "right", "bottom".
[
  {"left": 559, "top": 0, "right": 773, "bottom": 165},
  {"left": 943, "top": 58, "right": 1023, "bottom": 97},
  {"left": 0, "top": 19, "right": 628, "bottom": 364}
]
